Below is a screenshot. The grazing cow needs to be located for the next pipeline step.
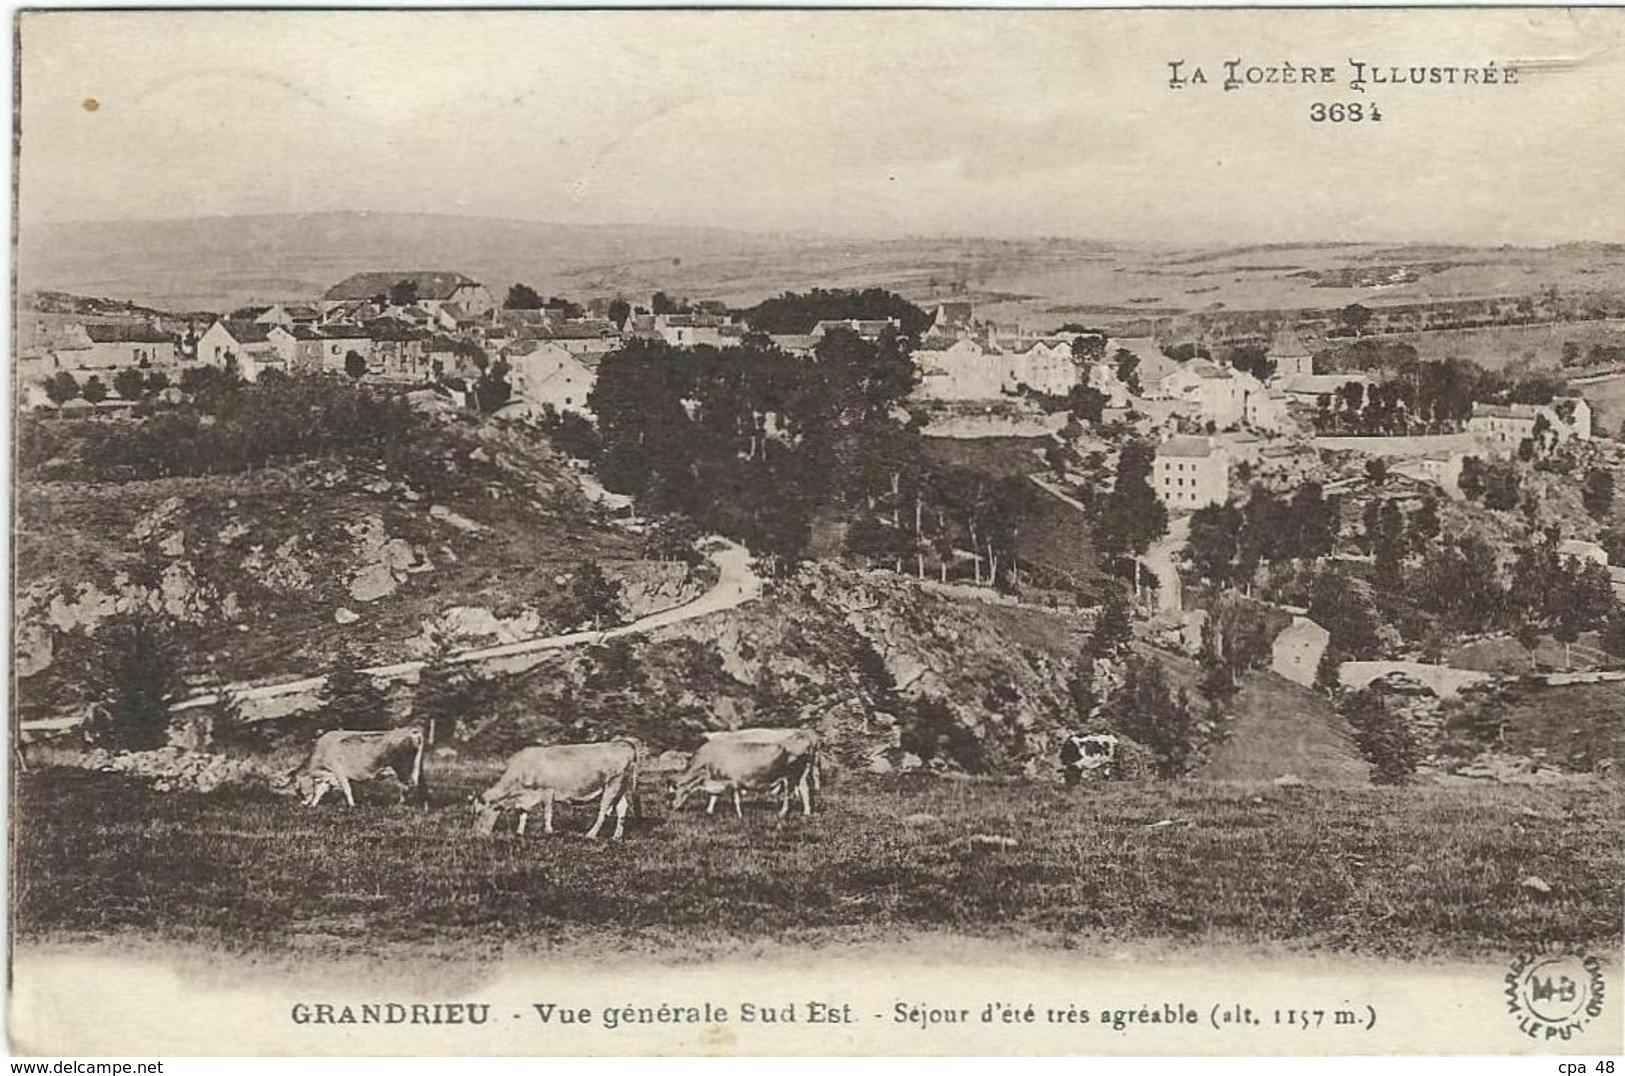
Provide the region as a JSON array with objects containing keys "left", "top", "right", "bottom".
[
  {"left": 701, "top": 727, "right": 823, "bottom": 797},
  {"left": 1060, "top": 732, "right": 1120, "bottom": 786},
  {"left": 473, "top": 739, "right": 640, "bottom": 840},
  {"left": 673, "top": 728, "right": 820, "bottom": 818},
  {"left": 291, "top": 728, "right": 427, "bottom": 807}
]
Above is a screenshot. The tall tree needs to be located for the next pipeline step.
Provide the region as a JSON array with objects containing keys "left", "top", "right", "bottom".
[
  {"left": 1308, "top": 568, "right": 1383, "bottom": 659},
  {"left": 505, "top": 283, "right": 546, "bottom": 310},
  {"left": 1112, "top": 348, "right": 1142, "bottom": 395},
  {"left": 1372, "top": 500, "right": 1408, "bottom": 585},
  {"left": 1107, "top": 656, "right": 1195, "bottom": 777},
  {"left": 1582, "top": 467, "right": 1615, "bottom": 521},
  {"left": 1185, "top": 502, "right": 1242, "bottom": 588},
  {"left": 1091, "top": 591, "right": 1135, "bottom": 657},
  {"left": 92, "top": 615, "right": 177, "bottom": 751},
  {"left": 1097, "top": 439, "right": 1168, "bottom": 587},
  {"left": 113, "top": 367, "right": 147, "bottom": 401},
  {"left": 320, "top": 651, "right": 390, "bottom": 732}
]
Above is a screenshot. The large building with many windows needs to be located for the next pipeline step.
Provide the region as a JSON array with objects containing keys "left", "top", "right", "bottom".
[{"left": 1153, "top": 435, "right": 1230, "bottom": 511}]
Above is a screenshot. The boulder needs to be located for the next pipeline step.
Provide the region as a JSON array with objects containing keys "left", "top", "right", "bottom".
[{"left": 348, "top": 563, "right": 398, "bottom": 603}]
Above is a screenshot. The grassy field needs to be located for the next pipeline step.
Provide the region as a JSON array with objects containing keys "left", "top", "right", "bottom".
[
  {"left": 13, "top": 767, "right": 1620, "bottom": 964},
  {"left": 1359, "top": 319, "right": 1625, "bottom": 370},
  {"left": 1577, "top": 372, "right": 1625, "bottom": 430}
]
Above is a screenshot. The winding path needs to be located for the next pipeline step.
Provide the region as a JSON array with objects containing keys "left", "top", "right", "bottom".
[{"left": 29, "top": 541, "right": 760, "bottom": 730}]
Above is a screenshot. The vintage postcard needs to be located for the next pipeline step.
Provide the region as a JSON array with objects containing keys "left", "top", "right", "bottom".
[{"left": 8, "top": 6, "right": 1624, "bottom": 1058}]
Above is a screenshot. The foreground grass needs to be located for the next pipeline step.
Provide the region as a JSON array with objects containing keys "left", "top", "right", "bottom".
[{"left": 13, "top": 768, "right": 1621, "bottom": 963}]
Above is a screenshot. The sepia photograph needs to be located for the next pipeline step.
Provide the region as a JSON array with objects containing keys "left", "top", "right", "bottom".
[{"left": 7, "top": 6, "right": 1624, "bottom": 1058}]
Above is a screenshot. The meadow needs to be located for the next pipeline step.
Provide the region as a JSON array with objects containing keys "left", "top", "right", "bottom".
[{"left": 13, "top": 766, "right": 1621, "bottom": 964}]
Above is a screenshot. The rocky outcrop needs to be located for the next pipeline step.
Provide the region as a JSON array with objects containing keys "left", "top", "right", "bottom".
[
  {"left": 344, "top": 513, "right": 430, "bottom": 603},
  {"left": 58, "top": 746, "right": 284, "bottom": 795}
]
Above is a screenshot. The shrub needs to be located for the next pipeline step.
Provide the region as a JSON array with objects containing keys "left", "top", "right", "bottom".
[
  {"left": 319, "top": 649, "right": 391, "bottom": 731},
  {"left": 1107, "top": 656, "right": 1196, "bottom": 777},
  {"left": 90, "top": 616, "right": 178, "bottom": 751},
  {"left": 43, "top": 371, "right": 80, "bottom": 405},
  {"left": 113, "top": 367, "right": 147, "bottom": 401},
  {"left": 899, "top": 695, "right": 987, "bottom": 773},
  {"left": 557, "top": 562, "right": 625, "bottom": 630},
  {"left": 71, "top": 372, "right": 415, "bottom": 480},
  {"left": 1342, "top": 688, "right": 1418, "bottom": 784},
  {"left": 540, "top": 406, "right": 602, "bottom": 461}
]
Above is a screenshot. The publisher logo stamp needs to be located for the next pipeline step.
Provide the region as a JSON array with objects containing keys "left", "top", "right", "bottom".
[{"left": 1505, "top": 953, "right": 1606, "bottom": 1042}]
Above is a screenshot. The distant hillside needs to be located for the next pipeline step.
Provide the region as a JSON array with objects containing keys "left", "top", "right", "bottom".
[
  {"left": 16, "top": 212, "right": 800, "bottom": 316},
  {"left": 22, "top": 211, "right": 1625, "bottom": 327}
]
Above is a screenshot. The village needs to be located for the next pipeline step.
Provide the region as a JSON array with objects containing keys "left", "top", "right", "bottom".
[
  {"left": 18, "top": 266, "right": 1625, "bottom": 746},
  {"left": 16, "top": 268, "right": 1612, "bottom": 540}
]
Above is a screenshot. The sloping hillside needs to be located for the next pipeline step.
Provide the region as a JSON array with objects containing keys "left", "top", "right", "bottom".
[
  {"left": 13, "top": 405, "right": 646, "bottom": 721},
  {"left": 1145, "top": 646, "right": 1369, "bottom": 786}
]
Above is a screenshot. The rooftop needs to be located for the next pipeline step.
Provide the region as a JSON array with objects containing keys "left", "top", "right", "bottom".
[
  {"left": 217, "top": 321, "right": 272, "bottom": 344},
  {"left": 1159, "top": 435, "right": 1216, "bottom": 458},
  {"left": 85, "top": 323, "right": 173, "bottom": 344}
]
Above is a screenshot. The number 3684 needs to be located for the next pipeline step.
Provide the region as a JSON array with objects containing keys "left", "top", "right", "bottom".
[{"left": 1311, "top": 102, "right": 1382, "bottom": 122}]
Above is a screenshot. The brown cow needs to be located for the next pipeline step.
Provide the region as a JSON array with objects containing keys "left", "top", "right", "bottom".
[
  {"left": 473, "top": 739, "right": 640, "bottom": 840},
  {"left": 673, "top": 728, "right": 819, "bottom": 818},
  {"left": 290, "top": 728, "right": 426, "bottom": 808}
]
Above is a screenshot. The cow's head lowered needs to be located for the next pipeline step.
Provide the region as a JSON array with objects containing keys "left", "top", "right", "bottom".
[
  {"left": 669, "top": 769, "right": 724, "bottom": 812},
  {"left": 272, "top": 764, "right": 314, "bottom": 801},
  {"left": 471, "top": 793, "right": 502, "bottom": 836}
]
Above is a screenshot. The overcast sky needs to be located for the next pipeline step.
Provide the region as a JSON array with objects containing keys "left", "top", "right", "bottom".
[{"left": 18, "top": 9, "right": 1625, "bottom": 245}]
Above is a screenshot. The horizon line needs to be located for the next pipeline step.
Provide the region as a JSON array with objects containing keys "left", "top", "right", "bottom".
[{"left": 22, "top": 209, "right": 1624, "bottom": 252}]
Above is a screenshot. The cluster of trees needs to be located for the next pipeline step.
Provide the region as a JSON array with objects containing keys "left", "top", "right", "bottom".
[
  {"left": 1506, "top": 531, "right": 1616, "bottom": 663},
  {"left": 1340, "top": 686, "right": 1418, "bottom": 784},
  {"left": 1347, "top": 524, "right": 1616, "bottom": 661},
  {"left": 1582, "top": 467, "right": 1614, "bottom": 521},
  {"left": 555, "top": 563, "right": 627, "bottom": 631},
  {"left": 1357, "top": 495, "right": 1441, "bottom": 577},
  {"left": 1560, "top": 341, "right": 1625, "bottom": 368},
  {"left": 503, "top": 284, "right": 583, "bottom": 318},
  {"left": 742, "top": 288, "right": 932, "bottom": 338},
  {"left": 65, "top": 369, "right": 415, "bottom": 480},
  {"left": 844, "top": 467, "right": 1038, "bottom": 588},
  {"left": 537, "top": 404, "right": 602, "bottom": 462},
  {"left": 43, "top": 370, "right": 107, "bottom": 405},
  {"left": 590, "top": 330, "right": 918, "bottom": 568},
  {"left": 1095, "top": 440, "right": 1168, "bottom": 588},
  {"left": 1182, "top": 484, "right": 1338, "bottom": 590},
  {"left": 1458, "top": 456, "right": 1522, "bottom": 510},
  {"left": 1310, "top": 351, "right": 1568, "bottom": 436},
  {"left": 1064, "top": 594, "right": 1199, "bottom": 777},
  {"left": 1195, "top": 594, "right": 1285, "bottom": 715},
  {"left": 44, "top": 368, "right": 177, "bottom": 406}
]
